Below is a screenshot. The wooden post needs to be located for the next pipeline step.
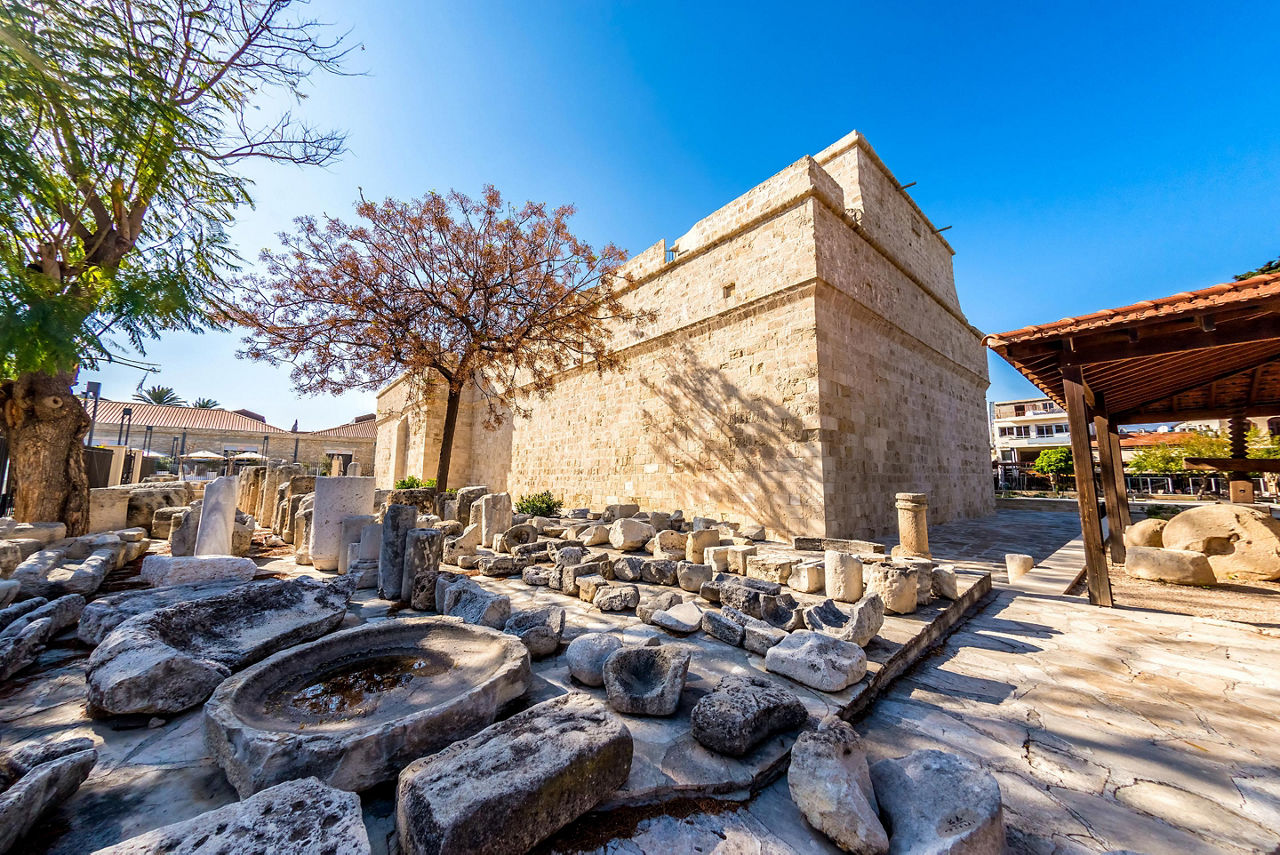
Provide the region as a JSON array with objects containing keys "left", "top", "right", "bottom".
[
  {"left": 1108, "top": 421, "right": 1132, "bottom": 533},
  {"left": 1094, "top": 406, "right": 1126, "bottom": 565},
  {"left": 1063, "top": 365, "right": 1113, "bottom": 606}
]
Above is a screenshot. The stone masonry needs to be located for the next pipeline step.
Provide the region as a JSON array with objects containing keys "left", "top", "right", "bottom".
[{"left": 375, "top": 131, "right": 992, "bottom": 539}]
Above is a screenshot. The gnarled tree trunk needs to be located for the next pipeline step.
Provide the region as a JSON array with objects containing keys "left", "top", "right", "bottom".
[
  {"left": 0, "top": 371, "right": 91, "bottom": 534},
  {"left": 434, "top": 384, "right": 463, "bottom": 492}
]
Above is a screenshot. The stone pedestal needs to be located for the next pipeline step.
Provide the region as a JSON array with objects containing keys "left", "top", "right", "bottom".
[
  {"left": 379, "top": 504, "right": 418, "bottom": 600},
  {"left": 308, "top": 477, "right": 376, "bottom": 571},
  {"left": 295, "top": 510, "right": 314, "bottom": 565},
  {"left": 346, "top": 462, "right": 361, "bottom": 477},
  {"left": 195, "top": 477, "right": 238, "bottom": 556},
  {"left": 892, "top": 492, "right": 930, "bottom": 559},
  {"left": 170, "top": 506, "right": 201, "bottom": 557}
]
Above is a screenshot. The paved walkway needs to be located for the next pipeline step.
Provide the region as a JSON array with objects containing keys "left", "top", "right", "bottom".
[{"left": 555, "top": 511, "right": 1280, "bottom": 854}]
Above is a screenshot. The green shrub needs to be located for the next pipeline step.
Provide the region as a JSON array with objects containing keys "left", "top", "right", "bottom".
[
  {"left": 394, "top": 476, "right": 437, "bottom": 490},
  {"left": 515, "top": 490, "right": 563, "bottom": 517}
]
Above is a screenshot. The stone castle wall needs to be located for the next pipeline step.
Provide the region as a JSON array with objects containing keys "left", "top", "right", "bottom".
[{"left": 375, "top": 131, "right": 993, "bottom": 538}]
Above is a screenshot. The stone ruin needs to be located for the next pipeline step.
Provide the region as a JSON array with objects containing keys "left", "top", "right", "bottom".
[
  {"left": 1123, "top": 502, "right": 1280, "bottom": 585},
  {"left": 0, "top": 472, "right": 1006, "bottom": 855}
]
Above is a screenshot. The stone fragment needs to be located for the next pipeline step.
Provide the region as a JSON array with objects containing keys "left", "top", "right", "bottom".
[
  {"left": 127, "top": 486, "right": 189, "bottom": 534},
  {"left": 932, "top": 564, "right": 960, "bottom": 600},
  {"left": 140, "top": 554, "right": 256, "bottom": 587},
  {"left": 594, "top": 583, "right": 640, "bottom": 611},
  {"left": 613, "top": 555, "right": 645, "bottom": 582},
  {"left": 497, "top": 523, "right": 538, "bottom": 553},
  {"left": 521, "top": 565, "right": 555, "bottom": 586},
  {"left": 746, "top": 554, "right": 796, "bottom": 585},
  {"left": 0, "top": 580, "right": 16, "bottom": 609},
  {"left": 476, "top": 492, "right": 514, "bottom": 546},
  {"left": 725, "top": 544, "right": 758, "bottom": 574},
  {"left": 86, "top": 577, "right": 353, "bottom": 715},
  {"left": 601, "top": 503, "right": 640, "bottom": 523},
  {"left": 1125, "top": 546, "right": 1217, "bottom": 586},
  {"left": 0, "top": 617, "right": 52, "bottom": 680},
  {"left": 477, "top": 555, "right": 519, "bottom": 577},
  {"left": 765, "top": 630, "right": 867, "bottom": 691},
  {"left": 576, "top": 524, "right": 608, "bottom": 547},
  {"left": 338, "top": 514, "right": 374, "bottom": 576},
  {"left": 676, "top": 560, "right": 713, "bottom": 592},
  {"left": 577, "top": 574, "right": 609, "bottom": 603},
  {"left": 78, "top": 580, "right": 257, "bottom": 646},
  {"left": 0, "top": 593, "right": 85, "bottom": 641},
  {"left": 789, "top": 715, "right": 887, "bottom": 854},
  {"left": 609, "top": 518, "right": 655, "bottom": 551},
  {"left": 0, "top": 738, "right": 98, "bottom": 855},
  {"left": 0, "top": 597, "right": 47, "bottom": 635},
  {"left": 651, "top": 601, "right": 704, "bottom": 634},
  {"left": 641, "top": 558, "right": 678, "bottom": 586},
  {"left": 558, "top": 562, "right": 596, "bottom": 596},
  {"left": 824, "top": 550, "right": 864, "bottom": 602},
  {"left": 453, "top": 485, "right": 489, "bottom": 528},
  {"left": 396, "top": 693, "right": 631, "bottom": 855},
  {"left": 908, "top": 558, "right": 935, "bottom": 606},
  {"left": 647, "top": 528, "right": 687, "bottom": 560},
  {"left": 94, "top": 777, "right": 371, "bottom": 855},
  {"left": 294, "top": 507, "right": 315, "bottom": 564},
  {"left": 504, "top": 607, "right": 565, "bottom": 659},
  {"left": 1161, "top": 503, "right": 1280, "bottom": 581},
  {"left": 566, "top": 632, "right": 621, "bottom": 686},
  {"left": 379, "top": 504, "right": 418, "bottom": 601},
  {"left": 788, "top": 560, "right": 824, "bottom": 593},
  {"left": 89, "top": 487, "right": 131, "bottom": 533},
  {"left": 869, "top": 749, "right": 1004, "bottom": 855},
  {"left": 347, "top": 523, "right": 382, "bottom": 588},
  {"left": 691, "top": 674, "right": 806, "bottom": 756},
  {"left": 739, "top": 521, "right": 767, "bottom": 541},
  {"left": 442, "top": 580, "right": 511, "bottom": 629},
  {"left": 636, "top": 590, "right": 683, "bottom": 624},
  {"left": 719, "top": 575, "right": 781, "bottom": 618},
  {"left": 434, "top": 573, "right": 463, "bottom": 613},
  {"left": 602, "top": 644, "right": 690, "bottom": 715},
  {"left": 308, "top": 477, "right": 376, "bottom": 572},
  {"left": 760, "top": 592, "right": 805, "bottom": 631},
  {"left": 405, "top": 528, "right": 444, "bottom": 609},
  {"left": 685, "top": 528, "right": 721, "bottom": 563},
  {"left": 1004, "top": 553, "right": 1034, "bottom": 581},
  {"left": 702, "top": 544, "right": 732, "bottom": 572},
  {"left": 701, "top": 609, "right": 745, "bottom": 645},
  {"left": 193, "top": 475, "right": 237, "bottom": 556},
  {"left": 1123, "top": 517, "right": 1167, "bottom": 548},
  {"left": 866, "top": 564, "right": 919, "bottom": 614}
]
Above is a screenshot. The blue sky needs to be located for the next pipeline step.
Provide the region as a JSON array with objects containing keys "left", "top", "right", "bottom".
[{"left": 82, "top": 1, "right": 1280, "bottom": 429}]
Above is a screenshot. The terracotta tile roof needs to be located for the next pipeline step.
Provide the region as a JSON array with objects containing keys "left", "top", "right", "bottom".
[
  {"left": 306, "top": 418, "right": 377, "bottom": 439},
  {"left": 90, "top": 400, "right": 290, "bottom": 433},
  {"left": 1118, "top": 431, "right": 1201, "bottom": 448},
  {"left": 984, "top": 272, "right": 1280, "bottom": 346}
]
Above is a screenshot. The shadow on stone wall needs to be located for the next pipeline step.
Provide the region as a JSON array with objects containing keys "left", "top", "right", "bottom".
[{"left": 636, "top": 342, "right": 822, "bottom": 537}]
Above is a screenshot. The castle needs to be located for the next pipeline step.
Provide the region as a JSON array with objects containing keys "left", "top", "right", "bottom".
[{"left": 375, "top": 131, "right": 993, "bottom": 539}]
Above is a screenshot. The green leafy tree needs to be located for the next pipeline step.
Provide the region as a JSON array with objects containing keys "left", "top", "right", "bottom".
[
  {"left": 133, "top": 385, "right": 185, "bottom": 406},
  {"left": 189, "top": 397, "right": 220, "bottom": 409},
  {"left": 0, "top": 0, "right": 349, "bottom": 532},
  {"left": 1031, "top": 447, "right": 1073, "bottom": 493},
  {"left": 1126, "top": 443, "right": 1185, "bottom": 475},
  {"left": 1236, "top": 255, "right": 1280, "bottom": 280}
]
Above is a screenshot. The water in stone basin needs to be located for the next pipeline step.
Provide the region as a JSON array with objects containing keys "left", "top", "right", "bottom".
[{"left": 264, "top": 651, "right": 455, "bottom": 721}]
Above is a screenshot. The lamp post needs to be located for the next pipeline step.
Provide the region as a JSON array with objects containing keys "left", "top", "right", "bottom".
[
  {"left": 120, "top": 407, "right": 133, "bottom": 447},
  {"left": 84, "top": 381, "right": 101, "bottom": 446}
]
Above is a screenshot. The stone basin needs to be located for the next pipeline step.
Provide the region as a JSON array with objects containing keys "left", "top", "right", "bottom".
[{"left": 205, "top": 616, "right": 531, "bottom": 796}]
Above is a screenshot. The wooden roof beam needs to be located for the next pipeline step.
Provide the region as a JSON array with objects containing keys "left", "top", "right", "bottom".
[{"left": 1063, "top": 315, "right": 1280, "bottom": 366}]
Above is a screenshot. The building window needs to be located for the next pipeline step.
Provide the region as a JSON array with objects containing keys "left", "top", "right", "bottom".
[
  {"left": 1269, "top": 417, "right": 1280, "bottom": 437},
  {"left": 999, "top": 425, "right": 1030, "bottom": 438},
  {"left": 1055, "top": 423, "right": 1068, "bottom": 434},
  {"left": 723, "top": 282, "right": 736, "bottom": 298},
  {"left": 1001, "top": 450, "right": 1017, "bottom": 462}
]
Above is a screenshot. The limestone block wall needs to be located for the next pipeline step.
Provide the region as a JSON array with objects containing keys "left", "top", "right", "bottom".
[{"left": 812, "top": 201, "right": 992, "bottom": 537}]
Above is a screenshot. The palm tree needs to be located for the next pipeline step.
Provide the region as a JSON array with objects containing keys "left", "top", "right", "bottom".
[
  {"left": 190, "top": 397, "right": 220, "bottom": 409},
  {"left": 133, "top": 385, "right": 185, "bottom": 406}
]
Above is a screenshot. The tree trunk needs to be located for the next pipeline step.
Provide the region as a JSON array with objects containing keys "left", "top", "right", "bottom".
[
  {"left": 0, "top": 371, "right": 91, "bottom": 534},
  {"left": 434, "top": 385, "right": 462, "bottom": 492}
]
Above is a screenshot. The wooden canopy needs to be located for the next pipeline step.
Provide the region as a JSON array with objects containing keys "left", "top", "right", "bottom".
[{"left": 986, "top": 271, "right": 1280, "bottom": 606}]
